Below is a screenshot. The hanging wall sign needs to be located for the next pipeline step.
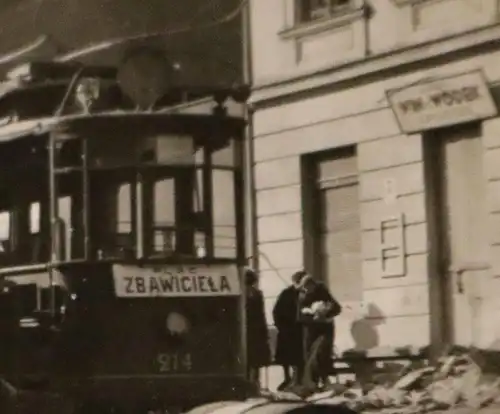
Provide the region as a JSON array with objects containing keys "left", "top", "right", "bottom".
[{"left": 387, "top": 70, "right": 497, "bottom": 133}]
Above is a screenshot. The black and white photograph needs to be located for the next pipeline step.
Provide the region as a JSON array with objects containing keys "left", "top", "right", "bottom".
[{"left": 0, "top": 1, "right": 500, "bottom": 413}]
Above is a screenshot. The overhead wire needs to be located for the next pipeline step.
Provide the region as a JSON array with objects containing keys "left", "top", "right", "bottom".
[
  {"left": 0, "top": 35, "right": 48, "bottom": 65},
  {"left": 55, "top": 0, "right": 249, "bottom": 62},
  {"left": 0, "top": 0, "right": 51, "bottom": 65},
  {"left": 0, "top": 0, "right": 248, "bottom": 67}
]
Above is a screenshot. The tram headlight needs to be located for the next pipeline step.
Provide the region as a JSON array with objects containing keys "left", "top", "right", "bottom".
[{"left": 166, "top": 312, "right": 190, "bottom": 336}]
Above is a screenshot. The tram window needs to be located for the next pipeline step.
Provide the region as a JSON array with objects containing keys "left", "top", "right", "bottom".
[
  {"left": 152, "top": 177, "right": 176, "bottom": 254},
  {"left": 58, "top": 196, "right": 72, "bottom": 261},
  {"left": 193, "top": 169, "right": 203, "bottom": 213},
  {"left": 0, "top": 201, "right": 48, "bottom": 266},
  {"left": 212, "top": 170, "right": 237, "bottom": 258},
  {"left": 193, "top": 169, "right": 205, "bottom": 256},
  {"left": 54, "top": 170, "right": 86, "bottom": 261},
  {"left": 29, "top": 201, "right": 48, "bottom": 263},
  {"left": 117, "top": 183, "right": 132, "bottom": 234},
  {"left": 90, "top": 172, "right": 135, "bottom": 259},
  {"left": 29, "top": 202, "right": 40, "bottom": 234},
  {"left": 0, "top": 210, "right": 12, "bottom": 265},
  {"left": 0, "top": 210, "right": 11, "bottom": 253}
]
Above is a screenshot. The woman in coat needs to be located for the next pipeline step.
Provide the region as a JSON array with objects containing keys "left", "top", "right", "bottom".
[
  {"left": 244, "top": 269, "right": 271, "bottom": 385},
  {"left": 272, "top": 270, "right": 307, "bottom": 390}
]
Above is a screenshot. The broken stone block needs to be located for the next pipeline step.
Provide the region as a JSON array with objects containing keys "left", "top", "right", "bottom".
[
  {"left": 389, "top": 389, "right": 407, "bottom": 407},
  {"left": 404, "top": 390, "right": 432, "bottom": 407},
  {"left": 364, "top": 386, "right": 411, "bottom": 410},
  {"left": 301, "top": 347, "right": 499, "bottom": 412},
  {"left": 435, "top": 355, "right": 458, "bottom": 379},
  {"left": 393, "top": 367, "right": 435, "bottom": 391},
  {"left": 459, "top": 365, "right": 483, "bottom": 408},
  {"left": 343, "top": 387, "right": 364, "bottom": 400},
  {"left": 467, "top": 379, "right": 500, "bottom": 409},
  {"left": 372, "top": 372, "right": 401, "bottom": 387},
  {"left": 364, "top": 386, "right": 391, "bottom": 409},
  {"left": 325, "top": 382, "right": 349, "bottom": 395},
  {"left": 283, "top": 384, "right": 316, "bottom": 399},
  {"left": 428, "top": 377, "right": 462, "bottom": 408},
  {"left": 314, "top": 396, "right": 351, "bottom": 406},
  {"left": 344, "top": 398, "right": 366, "bottom": 412},
  {"left": 306, "top": 389, "right": 337, "bottom": 402},
  {"left": 361, "top": 382, "right": 378, "bottom": 395}
]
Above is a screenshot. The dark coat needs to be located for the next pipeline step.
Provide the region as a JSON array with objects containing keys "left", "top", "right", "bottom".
[
  {"left": 298, "top": 282, "right": 341, "bottom": 371},
  {"left": 272, "top": 285, "right": 303, "bottom": 366},
  {"left": 246, "top": 287, "right": 271, "bottom": 369}
]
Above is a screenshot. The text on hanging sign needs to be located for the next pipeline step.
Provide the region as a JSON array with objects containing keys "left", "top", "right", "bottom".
[{"left": 387, "top": 70, "right": 497, "bottom": 133}]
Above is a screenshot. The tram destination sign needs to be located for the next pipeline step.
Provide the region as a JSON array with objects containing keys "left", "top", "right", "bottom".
[
  {"left": 387, "top": 71, "right": 497, "bottom": 133},
  {"left": 112, "top": 264, "right": 241, "bottom": 297}
]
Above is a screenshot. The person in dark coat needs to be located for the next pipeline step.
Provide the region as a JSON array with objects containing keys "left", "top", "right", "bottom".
[
  {"left": 297, "top": 273, "right": 341, "bottom": 390},
  {"left": 272, "top": 270, "right": 307, "bottom": 390},
  {"left": 244, "top": 268, "right": 271, "bottom": 385}
]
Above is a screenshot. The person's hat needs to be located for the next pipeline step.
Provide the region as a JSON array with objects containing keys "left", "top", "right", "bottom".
[
  {"left": 244, "top": 268, "right": 258, "bottom": 286},
  {"left": 291, "top": 270, "right": 307, "bottom": 285},
  {"left": 297, "top": 273, "right": 314, "bottom": 289}
]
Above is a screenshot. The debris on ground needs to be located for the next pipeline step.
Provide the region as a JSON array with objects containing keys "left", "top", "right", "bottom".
[{"left": 266, "top": 347, "right": 500, "bottom": 413}]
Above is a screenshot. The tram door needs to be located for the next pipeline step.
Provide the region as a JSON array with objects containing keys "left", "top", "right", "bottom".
[{"left": 425, "top": 123, "right": 490, "bottom": 349}]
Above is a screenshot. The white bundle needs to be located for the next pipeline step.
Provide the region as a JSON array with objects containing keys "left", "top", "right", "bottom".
[{"left": 302, "top": 301, "right": 331, "bottom": 319}]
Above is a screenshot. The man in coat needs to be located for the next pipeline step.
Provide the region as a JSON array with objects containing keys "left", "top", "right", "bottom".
[
  {"left": 244, "top": 268, "right": 271, "bottom": 387},
  {"left": 272, "top": 270, "right": 307, "bottom": 391},
  {"left": 297, "top": 273, "right": 341, "bottom": 390}
]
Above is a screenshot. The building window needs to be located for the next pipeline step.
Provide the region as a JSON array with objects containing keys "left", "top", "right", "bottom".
[{"left": 297, "top": 0, "right": 354, "bottom": 23}]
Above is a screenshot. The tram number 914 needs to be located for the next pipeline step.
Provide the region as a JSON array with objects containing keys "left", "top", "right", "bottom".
[{"left": 156, "top": 353, "right": 193, "bottom": 373}]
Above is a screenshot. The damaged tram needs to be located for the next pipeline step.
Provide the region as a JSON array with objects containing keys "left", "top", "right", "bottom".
[{"left": 0, "top": 61, "right": 251, "bottom": 413}]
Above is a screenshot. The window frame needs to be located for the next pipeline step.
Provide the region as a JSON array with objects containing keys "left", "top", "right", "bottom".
[
  {"left": 0, "top": 131, "right": 244, "bottom": 269},
  {"left": 0, "top": 170, "right": 52, "bottom": 267},
  {"left": 140, "top": 162, "right": 239, "bottom": 261},
  {"left": 88, "top": 168, "right": 137, "bottom": 261},
  {"left": 295, "top": 0, "right": 355, "bottom": 25},
  {"left": 141, "top": 165, "right": 197, "bottom": 258},
  {"left": 210, "top": 167, "right": 238, "bottom": 260}
]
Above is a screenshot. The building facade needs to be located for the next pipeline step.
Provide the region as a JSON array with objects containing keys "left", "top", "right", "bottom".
[{"left": 248, "top": 0, "right": 500, "bottom": 356}]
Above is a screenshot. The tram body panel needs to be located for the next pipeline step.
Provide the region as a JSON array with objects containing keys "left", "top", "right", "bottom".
[{"left": 48, "top": 262, "right": 247, "bottom": 407}]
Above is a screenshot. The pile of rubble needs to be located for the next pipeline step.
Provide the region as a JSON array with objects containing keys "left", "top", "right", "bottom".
[{"left": 269, "top": 348, "right": 500, "bottom": 413}]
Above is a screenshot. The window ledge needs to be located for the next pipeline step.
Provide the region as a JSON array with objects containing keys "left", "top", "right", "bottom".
[{"left": 279, "top": 7, "right": 366, "bottom": 40}]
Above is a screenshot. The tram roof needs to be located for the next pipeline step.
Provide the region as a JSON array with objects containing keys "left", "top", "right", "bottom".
[{"left": 0, "top": 111, "right": 245, "bottom": 144}]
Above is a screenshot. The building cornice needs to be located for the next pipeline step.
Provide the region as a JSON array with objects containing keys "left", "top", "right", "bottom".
[{"left": 250, "top": 22, "right": 500, "bottom": 108}]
